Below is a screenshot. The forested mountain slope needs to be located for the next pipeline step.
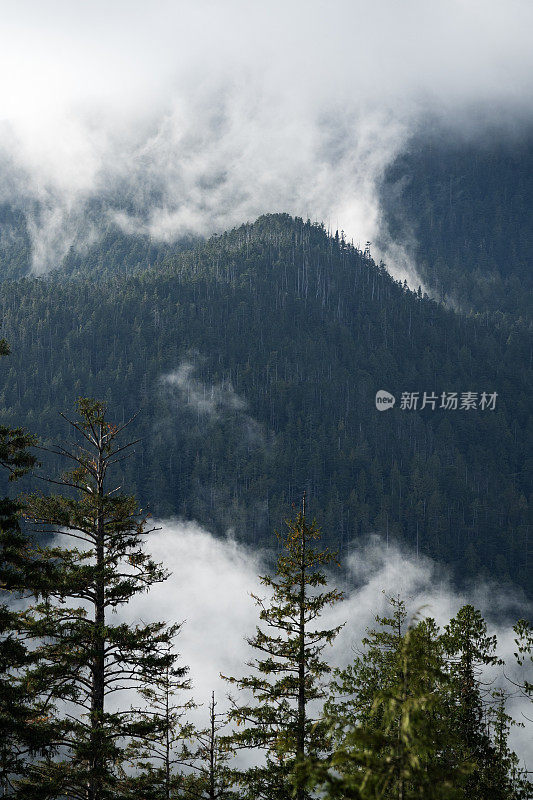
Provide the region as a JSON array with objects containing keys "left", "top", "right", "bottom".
[
  {"left": 0, "top": 201, "right": 198, "bottom": 280},
  {"left": 0, "top": 214, "right": 530, "bottom": 593},
  {"left": 380, "top": 129, "right": 533, "bottom": 318}
]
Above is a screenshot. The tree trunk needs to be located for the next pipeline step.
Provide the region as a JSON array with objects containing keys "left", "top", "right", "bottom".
[
  {"left": 165, "top": 664, "right": 171, "bottom": 800},
  {"left": 296, "top": 513, "right": 306, "bottom": 800},
  {"left": 209, "top": 692, "right": 216, "bottom": 800},
  {"left": 90, "top": 426, "right": 106, "bottom": 800}
]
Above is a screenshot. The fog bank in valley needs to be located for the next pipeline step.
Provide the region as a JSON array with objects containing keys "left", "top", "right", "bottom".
[{"left": 121, "top": 519, "right": 532, "bottom": 767}]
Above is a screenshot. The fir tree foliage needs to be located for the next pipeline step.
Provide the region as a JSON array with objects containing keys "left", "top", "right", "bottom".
[
  {"left": 487, "top": 689, "right": 531, "bottom": 800},
  {"left": 513, "top": 618, "right": 533, "bottom": 701},
  {"left": 122, "top": 639, "right": 195, "bottom": 800},
  {"left": 314, "top": 599, "right": 530, "bottom": 800},
  {"left": 316, "top": 598, "right": 468, "bottom": 799},
  {"left": 441, "top": 604, "right": 505, "bottom": 799},
  {"left": 0, "top": 339, "right": 48, "bottom": 794},
  {"left": 223, "top": 505, "right": 344, "bottom": 800},
  {"left": 182, "top": 692, "right": 239, "bottom": 800},
  {"left": 325, "top": 593, "right": 408, "bottom": 735},
  {"left": 16, "top": 398, "right": 185, "bottom": 800}
]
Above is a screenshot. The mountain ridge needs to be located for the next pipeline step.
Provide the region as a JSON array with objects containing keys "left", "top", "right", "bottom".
[{"left": 0, "top": 213, "right": 530, "bottom": 594}]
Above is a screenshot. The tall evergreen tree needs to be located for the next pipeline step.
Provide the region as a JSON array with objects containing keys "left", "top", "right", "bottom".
[
  {"left": 325, "top": 594, "right": 408, "bottom": 735},
  {"left": 16, "top": 398, "right": 184, "bottom": 800},
  {"left": 123, "top": 639, "right": 195, "bottom": 800},
  {"left": 513, "top": 617, "right": 533, "bottom": 702},
  {"left": 487, "top": 689, "right": 531, "bottom": 799},
  {"left": 0, "top": 336, "right": 53, "bottom": 793},
  {"left": 442, "top": 605, "right": 525, "bottom": 800},
  {"left": 182, "top": 692, "right": 238, "bottom": 800},
  {"left": 223, "top": 506, "right": 344, "bottom": 800},
  {"left": 317, "top": 598, "right": 468, "bottom": 799}
]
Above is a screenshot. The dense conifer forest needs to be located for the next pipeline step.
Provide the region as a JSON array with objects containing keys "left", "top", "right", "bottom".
[
  {"left": 0, "top": 126, "right": 532, "bottom": 799},
  {"left": 1, "top": 396, "right": 531, "bottom": 797},
  {"left": 1, "top": 0, "right": 532, "bottom": 794},
  {"left": 380, "top": 131, "right": 533, "bottom": 319},
  {"left": 0, "top": 209, "right": 530, "bottom": 593}
]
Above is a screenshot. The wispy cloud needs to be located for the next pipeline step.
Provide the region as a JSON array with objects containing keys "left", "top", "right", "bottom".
[
  {"left": 161, "top": 362, "right": 247, "bottom": 420},
  {"left": 160, "top": 359, "right": 265, "bottom": 449},
  {"left": 0, "top": 1, "right": 532, "bottom": 275},
  {"left": 125, "top": 521, "right": 532, "bottom": 766}
]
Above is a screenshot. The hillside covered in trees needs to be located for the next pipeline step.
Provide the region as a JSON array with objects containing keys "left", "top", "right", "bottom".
[
  {"left": 380, "top": 129, "right": 533, "bottom": 319},
  {"left": 2, "top": 398, "right": 531, "bottom": 797},
  {"left": 2, "top": 1, "right": 533, "bottom": 795},
  {"left": 0, "top": 212, "right": 530, "bottom": 593}
]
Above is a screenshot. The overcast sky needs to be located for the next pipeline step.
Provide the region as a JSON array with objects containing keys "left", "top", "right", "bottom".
[{"left": 1, "top": 0, "right": 532, "bottom": 273}]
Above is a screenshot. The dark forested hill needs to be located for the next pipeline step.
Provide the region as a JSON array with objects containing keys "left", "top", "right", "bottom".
[
  {"left": 0, "top": 214, "right": 531, "bottom": 593},
  {"left": 380, "top": 129, "right": 533, "bottom": 318}
]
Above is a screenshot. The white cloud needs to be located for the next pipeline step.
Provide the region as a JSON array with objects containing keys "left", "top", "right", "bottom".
[
  {"left": 125, "top": 521, "right": 532, "bottom": 768},
  {"left": 161, "top": 362, "right": 247, "bottom": 420},
  {"left": 160, "top": 360, "right": 266, "bottom": 450},
  {"left": 0, "top": 1, "right": 532, "bottom": 276}
]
